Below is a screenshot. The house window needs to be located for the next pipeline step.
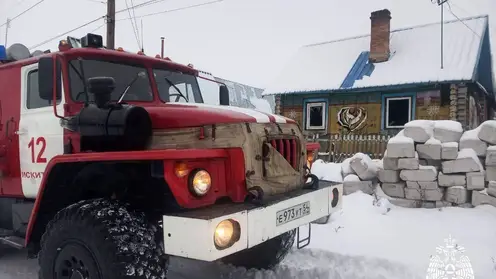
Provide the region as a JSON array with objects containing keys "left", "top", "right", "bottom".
[
  {"left": 305, "top": 101, "right": 326, "bottom": 130},
  {"left": 385, "top": 96, "right": 412, "bottom": 128}
]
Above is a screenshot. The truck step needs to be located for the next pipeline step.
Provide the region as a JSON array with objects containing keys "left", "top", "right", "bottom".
[{"left": 0, "top": 236, "right": 25, "bottom": 249}]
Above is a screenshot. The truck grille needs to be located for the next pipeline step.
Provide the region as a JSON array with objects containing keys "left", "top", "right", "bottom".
[{"left": 270, "top": 138, "right": 299, "bottom": 169}]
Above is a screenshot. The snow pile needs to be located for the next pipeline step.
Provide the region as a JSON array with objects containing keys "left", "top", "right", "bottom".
[
  {"left": 306, "top": 192, "right": 496, "bottom": 279},
  {"left": 379, "top": 119, "right": 496, "bottom": 209},
  {"left": 311, "top": 160, "right": 343, "bottom": 183}
]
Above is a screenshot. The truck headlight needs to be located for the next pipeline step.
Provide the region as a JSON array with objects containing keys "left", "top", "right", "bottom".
[
  {"left": 189, "top": 169, "right": 211, "bottom": 196},
  {"left": 214, "top": 219, "right": 241, "bottom": 249}
]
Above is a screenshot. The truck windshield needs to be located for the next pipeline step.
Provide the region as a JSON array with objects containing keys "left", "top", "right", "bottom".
[
  {"left": 153, "top": 69, "right": 203, "bottom": 103},
  {"left": 68, "top": 59, "right": 153, "bottom": 102}
]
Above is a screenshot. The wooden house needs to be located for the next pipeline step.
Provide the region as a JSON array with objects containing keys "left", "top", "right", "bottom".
[{"left": 262, "top": 9, "right": 495, "bottom": 161}]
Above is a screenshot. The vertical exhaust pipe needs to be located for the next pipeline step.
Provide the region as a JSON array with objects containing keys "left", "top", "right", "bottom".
[{"left": 160, "top": 37, "right": 165, "bottom": 58}]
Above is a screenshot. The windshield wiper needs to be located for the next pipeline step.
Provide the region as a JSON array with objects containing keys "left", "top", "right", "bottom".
[
  {"left": 164, "top": 77, "right": 188, "bottom": 102},
  {"left": 117, "top": 71, "right": 146, "bottom": 103},
  {"left": 71, "top": 58, "right": 89, "bottom": 104}
]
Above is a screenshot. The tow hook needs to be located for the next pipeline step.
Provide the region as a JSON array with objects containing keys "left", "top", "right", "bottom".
[
  {"left": 246, "top": 186, "right": 265, "bottom": 205},
  {"left": 303, "top": 173, "right": 319, "bottom": 190}
]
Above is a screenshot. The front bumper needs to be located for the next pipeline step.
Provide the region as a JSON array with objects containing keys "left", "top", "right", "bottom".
[{"left": 162, "top": 181, "right": 343, "bottom": 262}]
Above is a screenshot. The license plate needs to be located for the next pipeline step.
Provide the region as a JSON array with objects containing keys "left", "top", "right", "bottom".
[{"left": 276, "top": 201, "right": 310, "bottom": 226}]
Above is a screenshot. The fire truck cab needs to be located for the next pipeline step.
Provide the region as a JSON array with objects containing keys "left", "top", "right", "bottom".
[{"left": 0, "top": 33, "right": 342, "bottom": 279}]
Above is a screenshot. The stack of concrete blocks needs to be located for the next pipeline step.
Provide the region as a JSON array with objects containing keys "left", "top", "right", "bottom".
[
  {"left": 378, "top": 119, "right": 496, "bottom": 208},
  {"left": 342, "top": 153, "right": 380, "bottom": 195}
]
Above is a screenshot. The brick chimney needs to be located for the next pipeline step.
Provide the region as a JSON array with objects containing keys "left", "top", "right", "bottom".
[{"left": 369, "top": 9, "right": 391, "bottom": 63}]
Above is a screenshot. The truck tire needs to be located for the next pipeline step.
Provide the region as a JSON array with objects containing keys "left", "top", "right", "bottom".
[
  {"left": 38, "top": 198, "right": 168, "bottom": 279},
  {"left": 220, "top": 229, "right": 296, "bottom": 270}
]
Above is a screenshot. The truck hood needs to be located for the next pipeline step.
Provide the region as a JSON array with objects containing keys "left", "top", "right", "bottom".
[{"left": 144, "top": 103, "right": 295, "bottom": 129}]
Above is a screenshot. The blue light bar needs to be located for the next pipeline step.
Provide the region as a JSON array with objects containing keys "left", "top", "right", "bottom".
[{"left": 0, "top": 45, "right": 6, "bottom": 61}]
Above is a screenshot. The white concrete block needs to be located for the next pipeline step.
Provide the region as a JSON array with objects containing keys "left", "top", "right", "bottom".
[
  {"left": 416, "top": 142, "right": 441, "bottom": 160},
  {"left": 405, "top": 188, "right": 445, "bottom": 201},
  {"left": 404, "top": 120, "right": 434, "bottom": 143},
  {"left": 486, "top": 166, "right": 496, "bottom": 181},
  {"left": 438, "top": 172, "right": 466, "bottom": 187},
  {"left": 441, "top": 142, "right": 458, "bottom": 160},
  {"left": 478, "top": 120, "right": 496, "bottom": 145},
  {"left": 406, "top": 181, "right": 420, "bottom": 189},
  {"left": 388, "top": 198, "right": 421, "bottom": 208},
  {"left": 444, "top": 186, "right": 469, "bottom": 204},
  {"left": 387, "top": 133, "right": 415, "bottom": 158},
  {"left": 378, "top": 170, "right": 400, "bottom": 183},
  {"left": 466, "top": 172, "right": 485, "bottom": 190},
  {"left": 433, "top": 120, "right": 463, "bottom": 143},
  {"left": 398, "top": 157, "right": 419, "bottom": 170},
  {"left": 418, "top": 181, "right": 439, "bottom": 190},
  {"left": 442, "top": 158, "right": 483, "bottom": 174},
  {"left": 419, "top": 159, "right": 442, "bottom": 169},
  {"left": 382, "top": 182, "right": 406, "bottom": 198},
  {"left": 350, "top": 156, "right": 378, "bottom": 181},
  {"left": 341, "top": 157, "right": 356, "bottom": 176},
  {"left": 472, "top": 190, "right": 496, "bottom": 207},
  {"left": 485, "top": 146, "right": 496, "bottom": 166},
  {"left": 460, "top": 128, "right": 488, "bottom": 157},
  {"left": 487, "top": 181, "right": 496, "bottom": 198},
  {"left": 400, "top": 166, "right": 438, "bottom": 182},
  {"left": 383, "top": 156, "right": 400, "bottom": 170},
  {"left": 343, "top": 180, "right": 375, "bottom": 195},
  {"left": 421, "top": 201, "right": 436, "bottom": 208},
  {"left": 404, "top": 181, "right": 438, "bottom": 190}
]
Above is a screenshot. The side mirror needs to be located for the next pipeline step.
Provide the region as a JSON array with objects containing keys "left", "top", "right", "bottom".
[
  {"left": 88, "top": 77, "right": 115, "bottom": 108},
  {"left": 219, "top": 84, "right": 229, "bottom": 106},
  {"left": 38, "top": 56, "right": 61, "bottom": 101}
]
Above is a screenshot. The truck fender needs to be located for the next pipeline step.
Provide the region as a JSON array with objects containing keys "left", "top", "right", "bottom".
[{"left": 25, "top": 148, "right": 228, "bottom": 250}]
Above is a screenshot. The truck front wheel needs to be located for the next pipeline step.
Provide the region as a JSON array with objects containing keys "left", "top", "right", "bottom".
[
  {"left": 38, "top": 199, "right": 168, "bottom": 279},
  {"left": 220, "top": 229, "right": 296, "bottom": 270}
]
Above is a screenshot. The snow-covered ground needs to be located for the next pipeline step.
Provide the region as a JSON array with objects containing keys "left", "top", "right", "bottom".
[{"left": 2, "top": 163, "right": 496, "bottom": 278}]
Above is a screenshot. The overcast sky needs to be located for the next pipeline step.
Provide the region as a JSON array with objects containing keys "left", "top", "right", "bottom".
[{"left": 0, "top": 0, "right": 494, "bottom": 88}]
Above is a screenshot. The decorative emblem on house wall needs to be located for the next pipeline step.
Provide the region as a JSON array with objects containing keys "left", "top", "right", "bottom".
[
  {"left": 337, "top": 106, "right": 367, "bottom": 132},
  {"left": 427, "top": 105, "right": 440, "bottom": 117},
  {"left": 288, "top": 110, "right": 297, "bottom": 119}
]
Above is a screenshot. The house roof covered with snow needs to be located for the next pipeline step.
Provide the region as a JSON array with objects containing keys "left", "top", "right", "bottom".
[{"left": 263, "top": 14, "right": 493, "bottom": 96}]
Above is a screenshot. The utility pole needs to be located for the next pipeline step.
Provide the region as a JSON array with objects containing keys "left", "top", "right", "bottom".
[
  {"left": 106, "top": 0, "right": 116, "bottom": 49},
  {"left": 437, "top": 0, "right": 448, "bottom": 69},
  {"left": 4, "top": 18, "right": 10, "bottom": 47}
]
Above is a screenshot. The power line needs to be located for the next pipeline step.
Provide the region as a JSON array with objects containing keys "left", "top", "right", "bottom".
[
  {"left": 28, "top": 0, "right": 224, "bottom": 50},
  {"left": 115, "top": 0, "right": 224, "bottom": 22},
  {"left": 129, "top": 0, "right": 140, "bottom": 35},
  {"left": 84, "top": 0, "right": 106, "bottom": 3},
  {"left": 447, "top": 0, "right": 473, "bottom": 16},
  {"left": 125, "top": 0, "right": 141, "bottom": 49},
  {"left": 89, "top": 22, "right": 105, "bottom": 33},
  {"left": 446, "top": 1, "right": 481, "bottom": 38},
  {"left": 29, "top": 16, "right": 105, "bottom": 49},
  {"left": 115, "top": 0, "right": 168, "bottom": 15},
  {"left": 0, "top": 0, "right": 45, "bottom": 28}
]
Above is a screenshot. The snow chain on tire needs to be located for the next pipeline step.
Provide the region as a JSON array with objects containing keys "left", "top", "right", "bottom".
[
  {"left": 220, "top": 229, "right": 296, "bottom": 270},
  {"left": 38, "top": 198, "right": 169, "bottom": 279}
]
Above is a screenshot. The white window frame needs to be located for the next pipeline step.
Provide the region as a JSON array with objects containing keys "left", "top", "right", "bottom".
[
  {"left": 305, "top": 102, "right": 327, "bottom": 130},
  {"left": 385, "top": 96, "right": 412, "bottom": 129}
]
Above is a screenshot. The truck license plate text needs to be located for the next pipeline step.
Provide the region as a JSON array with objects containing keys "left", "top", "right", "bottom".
[{"left": 276, "top": 201, "right": 310, "bottom": 226}]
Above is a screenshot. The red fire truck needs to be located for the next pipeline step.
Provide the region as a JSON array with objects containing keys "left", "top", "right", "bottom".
[{"left": 0, "top": 33, "right": 342, "bottom": 279}]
